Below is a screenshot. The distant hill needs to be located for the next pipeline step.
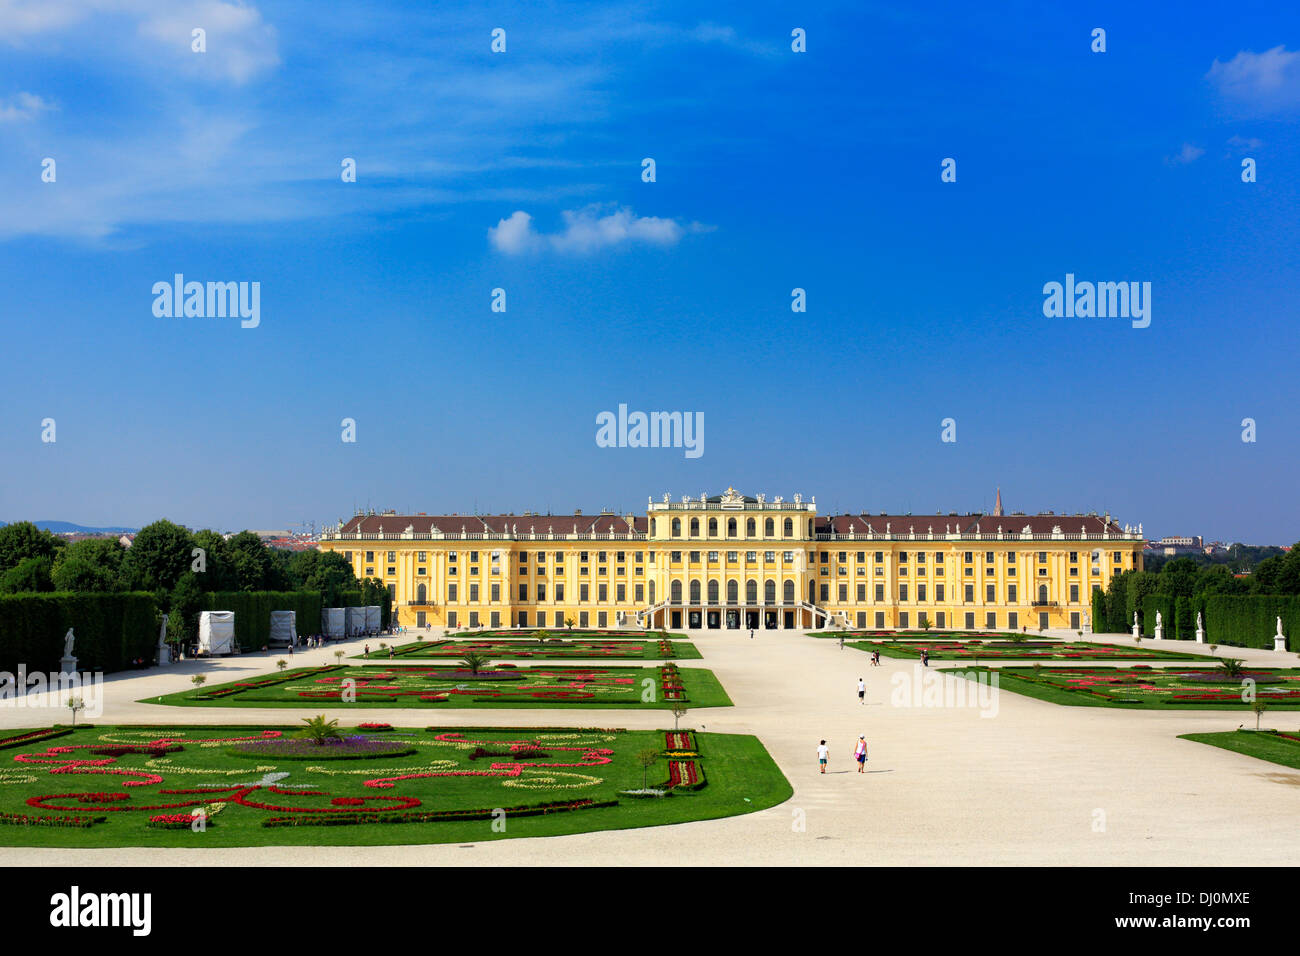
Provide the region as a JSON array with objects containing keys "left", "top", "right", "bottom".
[{"left": 0, "top": 520, "right": 139, "bottom": 535}]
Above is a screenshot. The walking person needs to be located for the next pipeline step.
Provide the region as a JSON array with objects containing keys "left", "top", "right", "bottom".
[
  {"left": 857, "top": 677, "right": 866, "bottom": 705},
  {"left": 921, "top": 648, "right": 930, "bottom": 667},
  {"left": 817, "top": 739, "right": 829, "bottom": 774},
  {"left": 749, "top": 628, "right": 754, "bottom": 640},
  {"left": 854, "top": 736, "right": 868, "bottom": 773}
]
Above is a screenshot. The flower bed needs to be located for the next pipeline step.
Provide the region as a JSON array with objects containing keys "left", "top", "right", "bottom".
[
  {"left": 227, "top": 737, "right": 418, "bottom": 761},
  {"left": 259, "top": 798, "right": 618, "bottom": 828},
  {"left": 0, "top": 728, "right": 74, "bottom": 750},
  {"left": 0, "top": 810, "right": 104, "bottom": 828}
]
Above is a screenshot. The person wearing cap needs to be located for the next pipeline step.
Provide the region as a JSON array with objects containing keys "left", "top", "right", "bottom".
[{"left": 854, "top": 736, "right": 868, "bottom": 773}]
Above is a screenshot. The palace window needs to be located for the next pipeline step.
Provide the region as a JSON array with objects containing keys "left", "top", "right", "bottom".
[
  {"left": 690, "top": 518, "right": 700, "bottom": 537},
  {"left": 555, "top": 584, "right": 565, "bottom": 601},
  {"left": 448, "top": 584, "right": 457, "bottom": 601}
]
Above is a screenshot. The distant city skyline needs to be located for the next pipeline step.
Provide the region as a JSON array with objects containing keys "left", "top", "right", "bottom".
[{"left": 2, "top": 2, "right": 1298, "bottom": 544}]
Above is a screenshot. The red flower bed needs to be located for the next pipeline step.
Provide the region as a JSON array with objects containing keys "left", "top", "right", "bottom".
[{"left": 260, "top": 798, "right": 617, "bottom": 828}]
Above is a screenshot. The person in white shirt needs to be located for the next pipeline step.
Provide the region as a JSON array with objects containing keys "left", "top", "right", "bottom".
[
  {"left": 817, "top": 739, "right": 829, "bottom": 773},
  {"left": 858, "top": 677, "right": 866, "bottom": 704}
]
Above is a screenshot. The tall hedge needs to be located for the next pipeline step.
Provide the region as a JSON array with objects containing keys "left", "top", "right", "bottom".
[
  {"left": 1173, "top": 594, "right": 1208, "bottom": 641},
  {"left": 1091, "top": 588, "right": 1106, "bottom": 633},
  {"left": 0, "top": 592, "right": 159, "bottom": 674},
  {"left": 201, "top": 591, "right": 322, "bottom": 650},
  {"left": 1204, "top": 595, "right": 1300, "bottom": 650},
  {"left": 1140, "top": 593, "right": 1174, "bottom": 636}
]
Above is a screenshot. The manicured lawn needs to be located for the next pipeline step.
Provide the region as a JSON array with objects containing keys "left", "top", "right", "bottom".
[
  {"left": 1179, "top": 729, "right": 1300, "bottom": 770},
  {"left": 849, "top": 640, "right": 1213, "bottom": 661},
  {"left": 145, "top": 663, "right": 732, "bottom": 709},
  {"left": 361, "top": 637, "right": 701, "bottom": 660},
  {"left": 956, "top": 665, "right": 1300, "bottom": 709},
  {"left": 0, "top": 723, "right": 790, "bottom": 847},
  {"left": 810, "top": 630, "right": 1036, "bottom": 641}
]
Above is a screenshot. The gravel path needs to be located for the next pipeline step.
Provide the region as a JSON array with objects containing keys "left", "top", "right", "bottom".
[{"left": 2, "top": 629, "right": 1296, "bottom": 866}]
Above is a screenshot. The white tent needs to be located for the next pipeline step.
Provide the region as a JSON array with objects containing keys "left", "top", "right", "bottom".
[
  {"left": 345, "top": 606, "right": 366, "bottom": 637},
  {"left": 269, "top": 610, "right": 296, "bottom": 646},
  {"left": 198, "top": 611, "right": 236, "bottom": 655},
  {"left": 364, "top": 605, "right": 381, "bottom": 633},
  {"left": 322, "top": 607, "right": 347, "bottom": 640}
]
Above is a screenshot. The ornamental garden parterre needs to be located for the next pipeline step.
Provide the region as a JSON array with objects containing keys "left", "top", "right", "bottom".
[
  {"left": 0, "top": 724, "right": 789, "bottom": 847},
  {"left": 146, "top": 663, "right": 731, "bottom": 709},
  {"left": 367, "top": 635, "right": 701, "bottom": 660},
  {"left": 967, "top": 665, "right": 1300, "bottom": 709},
  {"left": 849, "top": 639, "right": 1215, "bottom": 662}
]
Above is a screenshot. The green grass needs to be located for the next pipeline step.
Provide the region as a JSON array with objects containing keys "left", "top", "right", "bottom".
[
  {"left": 848, "top": 640, "right": 1214, "bottom": 661},
  {"left": 145, "top": 663, "right": 733, "bottom": 709},
  {"left": 955, "top": 665, "right": 1300, "bottom": 709},
  {"left": 1179, "top": 729, "right": 1300, "bottom": 770},
  {"left": 362, "top": 637, "right": 702, "bottom": 661},
  {"left": 0, "top": 723, "right": 790, "bottom": 847}
]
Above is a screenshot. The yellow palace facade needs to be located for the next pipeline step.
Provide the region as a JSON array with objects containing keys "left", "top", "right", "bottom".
[{"left": 318, "top": 488, "right": 1145, "bottom": 632}]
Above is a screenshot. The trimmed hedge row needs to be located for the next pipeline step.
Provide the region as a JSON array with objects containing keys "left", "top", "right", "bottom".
[
  {"left": 1140, "top": 594, "right": 1174, "bottom": 636},
  {"left": 201, "top": 592, "right": 323, "bottom": 650},
  {"left": 0, "top": 592, "right": 160, "bottom": 674},
  {"left": 1204, "top": 595, "right": 1300, "bottom": 651}
]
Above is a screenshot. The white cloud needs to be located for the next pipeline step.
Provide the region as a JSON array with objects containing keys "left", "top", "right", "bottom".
[
  {"left": 1207, "top": 46, "right": 1300, "bottom": 113},
  {"left": 0, "top": 0, "right": 280, "bottom": 85},
  {"left": 489, "top": 205, "right": 710, "bottom": 255},
  {"left": 1166, "top": 143, "right": 1204, "bottom": 165},
  {"left": 0, "top": 91, "right": 55, "bottom": 122},
  {"left": 1227, "top": 134, "right": 1263, "bottom": 151},
  {"left": 488, "top": 210, "right": 543, "bottom": 254}
]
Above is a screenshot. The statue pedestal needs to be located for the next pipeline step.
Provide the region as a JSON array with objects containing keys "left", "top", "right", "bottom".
[
  {"left": 1195, "top": 628, "right": 1206, "bottom": 644},
  {"left": 58, "top": 655, "right": 78, "bottom": 677},
  {"left": 1154, "top": 625, "right": 1164, "bottom": 641},
  {"left": 1275, "top": 634, "right": 1288, "bottom": 652},
  {"left": 157, "top": 644, "right": 172, "bottom": 666},
  {"left": 1131, "top": 625, "right": 1140, "bottom": 639}
]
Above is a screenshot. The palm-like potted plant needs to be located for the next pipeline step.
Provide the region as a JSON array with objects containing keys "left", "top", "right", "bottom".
[{"left": 460, "top": 650, "right": 490, "bottom": 675}]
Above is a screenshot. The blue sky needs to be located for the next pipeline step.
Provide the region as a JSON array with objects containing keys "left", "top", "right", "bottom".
[{"left": 1, "top": 0, "right": 1297, "bottom": 543}]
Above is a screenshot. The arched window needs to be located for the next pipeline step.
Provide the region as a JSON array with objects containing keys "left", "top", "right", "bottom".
[
  {"left": 746, "top": 518, "right": 756, "bottom": 537},
  {"left": 417, "top": 583, "right": 427, "bottom": 603},
  {"left": 1038, "top": 584, "right": 1048, "bottom": 604},
  {"left": 670, "top": 580, "right": 682, "bottom": 603},
  {"left": 764, "top": 518, "right": 774, "bottom": 537},
  {"left": 746, "top": 579, "right": 758, "bottom": 604},
  {"left": 808, "top": 580, "right": 817, "bottom": 602},
  {"left": 708, "top": 517, "right": 718, "bottom": 537},
  {"left": 727, "top": 518, "right": 738, "bottom": 538},
  {"left": 784, "top": 518, "right": 793, "bottom": 537},
  {"left": 727, "top": 580, "right": 739, "bottom": 604},
  {"left": 671, "top": 518, "right": 681, "bottom": 538},
  {"left": 707, "top": 580, "right": 719, "bottom": 604},
  {"left": 764, "top": 579, "right": 776, "bottom": 604},
  {"left": 690, "top": 517, "right": 700, "bottom": 537},
  {"left": 783, "top": 580, "right": 795, "bottom": 604},
  {"left": 689, "top": 580, "right": 701, "bottom": 604}
]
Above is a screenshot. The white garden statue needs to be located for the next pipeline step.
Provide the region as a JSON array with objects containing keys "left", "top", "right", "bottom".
[
  {"left": 1276, "top": 616, "right": 1288, "bottom": 652},
  {"left": 63, "top": 628, "right": 75, "bottom": 658}
]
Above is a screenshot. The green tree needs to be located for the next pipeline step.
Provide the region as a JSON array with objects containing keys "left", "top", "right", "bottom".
[
  {"left": 1125, "top": 571, "right": 1161, "bottom": 625},
  {"left": 226, "top": 530, "right": 276, "bottom": 591},
  {"left": 0, "top": 522, "right": 61, "bottom": 574},
  {"left": 1157, "top": 558, "right": 1200, "bottom": 599},
  {"left": 122, "top": 520, "right": 194, "bottom": 592},
  {"left": 635, "top": 749, "right": 660, "bottom": 790},
  {"left": 1194, "top": 564, "right": 1247, "bottom": 597},
  {"left": 189, "top": 530, "right": 237, "bottom": 591},
  {"left": 51, "top": 538, "right": 126, "bottom": 591},
  {"left": 167, "top": 573, "right": 206, "bottom": 644},
  {"left": 0, "top": 555, "right": 54, "bottom": 593}
]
